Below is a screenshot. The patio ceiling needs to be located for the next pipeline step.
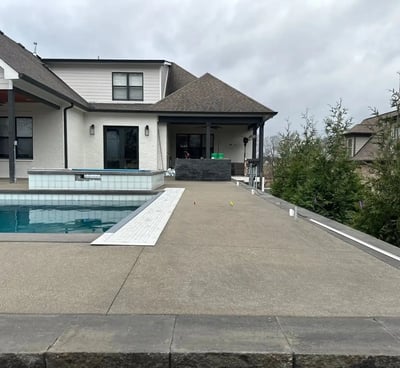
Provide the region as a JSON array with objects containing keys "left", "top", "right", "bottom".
[
  {"left": 0, "top": 89, "right": 60, "bottom": 109},
  {"left": 0, "top": 90, "right": 37, "bottom": 104}
]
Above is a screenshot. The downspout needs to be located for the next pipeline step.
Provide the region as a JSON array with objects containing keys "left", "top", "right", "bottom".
[{"left": 63, "top": 103, "right": 74, "bottom": 169}]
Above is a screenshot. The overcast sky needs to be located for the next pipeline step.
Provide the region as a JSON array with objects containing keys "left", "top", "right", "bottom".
[{"left": 1, "top": 0, "right": 399, "bottom": 136}]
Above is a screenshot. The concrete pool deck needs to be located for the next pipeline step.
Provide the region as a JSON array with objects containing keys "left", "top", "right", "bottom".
[{"left": 0, "top": 178, "right": 400, "bottom": 366}]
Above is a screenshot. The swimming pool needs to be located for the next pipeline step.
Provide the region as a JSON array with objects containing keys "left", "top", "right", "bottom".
[
  {"left": 0, "top": 204, "right": 138, "bottom": 233},
  {"left": 0, "top": 192, "right": 155, "bottom": 234}
]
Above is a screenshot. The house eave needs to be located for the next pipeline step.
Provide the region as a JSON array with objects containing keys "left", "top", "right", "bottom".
[
  {"left": 18, "top": 73, "right": 88, "bottom": 110},
  {"left": 43, "top": 58, "right": 169, "bottom": 65}
]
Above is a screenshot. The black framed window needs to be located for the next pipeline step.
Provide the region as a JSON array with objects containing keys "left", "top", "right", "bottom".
[
  {"left": 0, "top": 117, "right": 33, "bottom": 159},
  {"left": 112, "top": 72, "right": 143, "bottom": 101},
  {"left": 176, "top": 134, "right": 214, "bottom": 159}
]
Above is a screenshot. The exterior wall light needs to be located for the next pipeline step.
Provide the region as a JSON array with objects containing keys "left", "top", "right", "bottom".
[
  {"left": 144, "top": 125, "right": 150, "bottom": 136},
  {"left": 89, "top": 124, "right": 95, "bottom": 136}
]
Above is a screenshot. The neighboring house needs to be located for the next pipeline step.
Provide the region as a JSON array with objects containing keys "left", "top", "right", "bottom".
[
  {"left": 344, "top": 110, "right": 398, "bottom": 176},
  {"left": 0, "top": 31, "right": 277, "bottom": 181}
]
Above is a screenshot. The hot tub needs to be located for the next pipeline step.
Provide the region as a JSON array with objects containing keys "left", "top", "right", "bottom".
[{"left": 28, "top": 169, "right": 165, "bottom": 191}]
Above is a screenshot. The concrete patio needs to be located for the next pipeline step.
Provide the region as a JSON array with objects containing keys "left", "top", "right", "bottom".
[{"left": 0, "top": 179, "right": 400, "bottom": 367}]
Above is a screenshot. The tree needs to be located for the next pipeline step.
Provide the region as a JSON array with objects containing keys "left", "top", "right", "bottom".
[
  {"left": 354, "top": 90, "right": 400, "bottom": 246},
  {"left": 271, "top": 102, "right": 362, "bottom": 224},
  {"left": 263, "top": 135, "right": 281, "bottom": 182}
]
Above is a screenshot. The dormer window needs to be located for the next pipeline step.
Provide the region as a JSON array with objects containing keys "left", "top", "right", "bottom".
[{"left": 112, "top": 72, "right": 143, "bottom": 101}]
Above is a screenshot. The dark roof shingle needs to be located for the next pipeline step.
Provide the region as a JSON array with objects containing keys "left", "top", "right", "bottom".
[
  {"left": 165, "top": 63, "right": 197, "bottom": 96},
  {"left": 345, "top": 110, "right": 398, "bottom": 135},
  {"left": 155, "top": 73, "right": 276, "bottom": 116},
  {"left": 0, "top": 31, "right": 88, "bottom": 107},
  {"left": 89, "top": 103, "right": 154, "bottom": 112}
]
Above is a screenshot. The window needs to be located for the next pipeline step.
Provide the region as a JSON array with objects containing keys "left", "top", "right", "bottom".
[
  {"left": 392, "top": 125, "right": 400, "bottom": 139},
  {"left": 176, "top": 134, "right": 214, "bottom": 159},
  {"left": 112, "top": 72, "right": 143, "bottom": 101},
  {"left": 0, "top": 117, "right": 33, "bottom": 159},
  {"left": 346, "top": 137, "right": 353, "bottom": 157}
]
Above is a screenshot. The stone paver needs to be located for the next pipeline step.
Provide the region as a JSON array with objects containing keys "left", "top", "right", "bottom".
[
  {"left": 278, "top": 316, "right": 400, "bottom": 367},
  {"left": 0, "top": 314, "right": 399, "bottom": 368},
  {"left": 47, "top": 315, "right": 175, "bottom": 368},
  {"left": 171, "top": 315, "right": 292, "bottom": 368}
]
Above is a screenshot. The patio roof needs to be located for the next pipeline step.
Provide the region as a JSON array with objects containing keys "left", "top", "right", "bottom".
[{"left": 153, "top": 73, "right": 277, "bottom": 118}]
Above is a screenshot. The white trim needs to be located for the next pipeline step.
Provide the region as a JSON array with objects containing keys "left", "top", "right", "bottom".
[
  {"left": 309, "top": 218, "right": 400, "bottom": 262},
  {"left": 163, "top": 65, "right": 169, "bottom": 99},
  {"left": 0, "top": 59, "right": 19, "bottom": 80}
]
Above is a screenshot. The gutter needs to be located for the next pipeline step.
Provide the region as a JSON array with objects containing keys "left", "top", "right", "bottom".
[{"left": 63, "top": 103, "right": 74, "bottom": 168}]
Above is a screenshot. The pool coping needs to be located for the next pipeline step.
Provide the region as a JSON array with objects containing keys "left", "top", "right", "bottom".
[
  {"left": 92, "top": 188, "right": 185, "bottom": 246},
  {"left": 28, "top": 169, "right": 166, "bottom": 176},
  {"left": 0, "top": 314, "right": 399, "bottom": 368}
]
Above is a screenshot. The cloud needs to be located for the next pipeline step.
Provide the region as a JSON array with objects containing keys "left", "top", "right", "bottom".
[{"left": 1, "top": 0, "right": 399, "bottom": 135}]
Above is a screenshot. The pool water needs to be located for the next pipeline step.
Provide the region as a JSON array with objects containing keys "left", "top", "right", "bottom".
[{"left": 0, "top": 204, "right": 140, "bottom": 233}]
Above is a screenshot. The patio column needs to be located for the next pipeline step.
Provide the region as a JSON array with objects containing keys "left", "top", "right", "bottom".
[
  {"left": 258, "top": 122, "right": 265, "bottom": 179},
  {"left": 8, "top": 89, "right": 16, "bottom": 183},
  {"left": 205, "top": 122, "right": 211, "bottom": 159},
  {"left": 252, "top": 125, "right": 257, "bottom": 159}
]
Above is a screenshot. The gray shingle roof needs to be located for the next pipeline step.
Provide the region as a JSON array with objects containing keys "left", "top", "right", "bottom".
[
  {"left": 165, "top": 63, "right": 197, "bottom": 96},
  {"left": 89, "top": 103, "right": 154, "bottom": 112},
  {"left": 154, "top": 73, "right": 277, "bottom": 116},
  {"left": 0, "top": 31, "right": 88, "bottom": 108},
  {"left": 1, "top": 32, "right": 277, "bottom": 118},
  {"left": 345, "top": 110, "right": 398, "bottom": 135}
]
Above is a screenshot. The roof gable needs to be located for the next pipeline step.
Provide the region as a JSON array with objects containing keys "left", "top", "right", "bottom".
[
  {"left": 351, "top": 136, "right": 378, "bottom": 162},
  {"left": 0, "top": 31, "right": 87, "bottom": 107},
  {"left": 154, "top": 73, "right": 276, "bottom": 115}
]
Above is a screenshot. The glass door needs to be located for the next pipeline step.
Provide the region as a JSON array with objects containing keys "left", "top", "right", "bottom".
[
  {"left": 176, "top": 133, "right": 214, "bottom": 159},
  {"left": 104, "top": 126, "right": 138, "bottom": 169}
]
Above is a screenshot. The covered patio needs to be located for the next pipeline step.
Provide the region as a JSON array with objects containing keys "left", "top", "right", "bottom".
[{"left": 153, "top": 73, "right": 277, "bottom": 180}]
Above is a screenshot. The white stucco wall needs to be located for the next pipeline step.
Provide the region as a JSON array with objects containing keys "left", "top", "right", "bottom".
[
  {"left": 0, "top": 103, "right": 64, "bottom": 178},
  {"left": 81, "top": 113, "right": 159, "bottom": 170},
  {"left": 214, "top": 125, "right": 254, "bottom": 162},
  {"left": 0, "top": 102, "right": 165, "bottom": 176},
  {"left": 66, "top": 108, "right": 86, "bottom": 168},
  {"left": 157, "top": 122, "right": 168, "bottom": 170}
]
